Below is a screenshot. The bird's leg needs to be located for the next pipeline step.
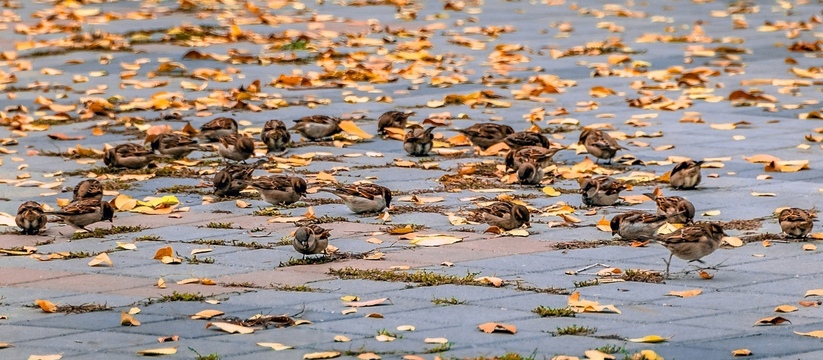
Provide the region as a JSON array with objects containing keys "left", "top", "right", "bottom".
[{"left": 663, "top": 254, "right": 673, "bottom": 279}]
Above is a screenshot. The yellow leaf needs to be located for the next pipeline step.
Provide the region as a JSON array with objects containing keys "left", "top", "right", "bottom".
[
  {"left": 116, "top": 242, "right": 137, "bottom": 250},
  {"left": 410, "top": 234, "right": 463, "bottom": 246},
  {"left": 157, "top": 278, "right": 166, "bottom": 288},
  {"left": 35, "top": 299, "right": 57, "bottom": 313},
  {"left": 338, "top": 120, "right": 373, "bottom": 139},
  {"left": 804, "top": 289, "right": 823, "bottom": 297},
  {"left": 542, "top": 186, "right": 561, "bottom": 197},
  {"left": 153, "top": 246, "right": 173, "bottom": 260},
  {"left": 257, "top": 342, "right": 293, "bottom": 351},
  {"left": 803, "top": 243, "right": 817, "bottom": 251},
  {"left": 206, "top": 322, "right": 254, "bottom": 334},
  {"left": 477, "top": 322, "right": 517, "bottom": 334},
  {"left": 751, "top": 191, "right": 776, "bottom": 197},
  {"left": 702, "top": 210, "right": 721, "bottom": 216},
  {"left": 88, "top": 252, "right": 113, "bottom": 267},
  {"left": 340, "top": 295, "right": 359, "bottom": 302},
  {"left": 765, "top": 159, "right": 810, "bottom": 172},
  {"left": 136, "top": 347, "right": 178, "bottom": 356},
  {"left": 753, "top": 316, "right": 791, "bottom": 326},
  {"left": 723, "top": 236, "right": 743, "bottom": 247},
  {"left": 596, "top": 216, "right": 612, "bottom": 232},
  {"left": 640, "top": 350, "right": 664, "bottom": 360},
  {"left": 731, "top": 348, "right": 752, "bottom": 357},
  {"left": 775, "top": 305, "right": 798, "bottom": 313},
  {"left": 667, "top": 289, "right": 702, "bottom": 298},
  {"left": 191, "top": 309, "right": 224, "bottom": 320}
]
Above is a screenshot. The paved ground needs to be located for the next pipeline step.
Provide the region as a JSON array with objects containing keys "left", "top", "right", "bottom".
[{"left": 2, "top": 0, "right": 823, "bottom": 359}]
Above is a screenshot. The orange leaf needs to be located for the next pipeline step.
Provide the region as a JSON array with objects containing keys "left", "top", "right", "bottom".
[
  {"left": 477, "top": 322, "right": 517, "bottom": 334},
  {"left": 35, "top": 299, "right": 57, "bottom": 313}
]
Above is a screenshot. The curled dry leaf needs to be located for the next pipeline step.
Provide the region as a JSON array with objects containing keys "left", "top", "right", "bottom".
[
  {"left": 731, "top": 349, "right": 752, "bottom": 357},
  {"left": 191, "top": 309, "right": 224, "bottom": 320},
  {"left": 699, "top": 270, "right": 714, "bottom": 279},
  {"left": 723, "top": 237, "right": 743, "bottom": 247},
  {"left": 804, "top": 289, "right": 823, "bottom": 297},
  {"left": 754, "top": 316, "right": 791, "bottom": 326},
  {"left": 477, "top": 322, "right": 517, "bottom": 334},
  {"left": 88, "top": 252, "right": 113, "bottom": 267},
  {"left": 424, "top": 337, "right": 449, "bottom": 344},
  {"left": 303, "top": 352, "right": 341, "bottom": 359},
  {"left": 583, "top": 350, "right": 615, "bottom": 360},
  {"left": 476, "top": 276, "right": 504, "bottom": 287},
  {"left": 153, "top": 246, "right": 173, "bottom": 260},
  {"left": 35, "top": 299, "right": 57, "bottom": 313},
  {"left": 334, "top": 335, "right": 351, "bottom": 342},
  {"left": 396, "top": 325, "right": 415, "bottom": 331},
  {"left": 121, "top": 311, "right": 141, "bottom": 326},
  {"left": 794, "top": 330, "right": 823, "bottom": 338},
  {"left": 803, "top": 244, "right": 817, "bottom": 251},
  {"left": 375, "top": 334, "right": 395, "bottom": 342},
  {"left": 365, "top": 313, "right": 384, "bottom": 318},
  {"left": 28, "top": 356, "right": 63, "bottom": 360},
  {"left": 357, "top": 353, "right": 381, "bottom": 360},
  {"left": 157, "top": 335, "right": 178, "bottom": 343},
  {"left": 667, "top": 289, "right": 702, "bottom": 298},
  {"left": 776, "top": 305, "right": 799, "bottom": 313},
  {"left": 410, "top": 234, "right": 463, "bottom": 247}
]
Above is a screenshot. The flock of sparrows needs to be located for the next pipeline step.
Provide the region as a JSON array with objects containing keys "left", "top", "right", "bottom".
[{"left": 13, "top": 111, "right": 815, "bottom": 276}]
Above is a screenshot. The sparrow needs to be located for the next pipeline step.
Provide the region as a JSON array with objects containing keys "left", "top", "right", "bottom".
[
  {"left": 610, "top": 211, "right": 669, "bottom": 241},
  {"left": 16, "top": 201, "right": 48, "bottom": 235},
  {"left": 468, "top": 201, "right": 530, "bottom": 231},
  {"left": 199, "top": 117, "right": 238, "bottom": 142},
  {"left": 45, "top": 199, "right": 115, "bottom": 231},
  {"left": 212, "top": 160, "right": 264, "bottom": 197},
  {"left": 217, "top": 133, "right": 255, "bottom": 162},
  {"left": 72, "top": 179, "right": 103, "bottom": 202},
  {"left": 104, "top": 143, "right": 160, "bottom": 169},
  {"left": 578, "top": 128, "right": 625, "bottom": 164},
  {"left": 261, "top": 119, "right": 291, "bottom": 155},
  {"left": 669, "top": 160, "right": 704, "bottom": 190},
  {"left": 403, "top": 124, "right": 435, "bottom": 156},
  {"left": 778, "top": 208, "right": 814, "bottom": 238},
  {"left": 653, "top": 222, "right": 725, "bottom": 278},
  {"left": 516, "top": 162, "right": 544, "bottom": 185},
  {"left": 377, "top": 110, "right": 414, "bottom": 134},
  {"left": 453, "top": 123, "right": 515, "bottom": 150},
  {"left": 290, "top": 115, "right": 342, "bottom": 141},
  {"left": 293, "top": 224, "right": 331, "bottom": 257},
  {"left": 580, "top": 176, "right": 626, "bottom": 206},
  {"left": 643, "top": 193, "right": 695, "bottom": 224},
  {"left": 249, "top": 175, "right": 308, "bottom": 205},
  {"left": 318, "top": 183, "right": 392, "bottom": 214},
  {"left": 503, "top": 131, "right": 551, "bottom": 150},
  {"left": 149, "top": 133, "right": 199, "bottom": 159},
  {"left": 504, "top": 146, "right": 561, "bottom": 172}
]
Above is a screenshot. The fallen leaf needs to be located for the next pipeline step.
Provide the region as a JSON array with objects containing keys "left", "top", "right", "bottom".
[
  {"left": 157, "top": 335, "right": 178, "bottom": 343},
  {"left": 343, "top": 297, "right": 391, "bottom": 307},
  {"left": 121, "top": 311, "right": 141, "bottom": 326},
  {"left": 731, "top": 349, "right": 752, "bottom": 357},
  {"left": 410, "top": 234, "right": 463, "bottom": 246},
  {"left": 583, "top": 350, "right": 615, "bottom": 360},
  {"left": 424, "top": 337, "right": 449, "bottom": 344},
  {"left": 803, "top": 244, "right": 817, "bottom": 251},
  {"left": 136, "top": 347, "right": 177, "bottom": 356},
  {"left": 804, "top": 289, "right": 823, "bottom": 297},
  {"left": 153, "top": 246, "right": 173, "bottom": 260},
  {"left": 754, "top": 316, "right": 791, "bottom": 326},
  {"left": 723, "top": 236, "right": 743, "bottom": 247},
  {"left": 794, "top": 330, "right": 823, "bottom": 338},
  {"left": 334, "top": 335, "right": 351, "bottom": 342},
  {"left": 542, "top": 186, "right": 561, "bottom": 197},
  {"left": 339, "top": 120, "right": 373, "bottom": 139},
  {"left": 375, "top": 334, "right": 395, "bottom": 342},
  {"left": 397, "top": 325, "right": 415, "bottom": 331},
  {"left": 206, "top": 322, "right": 254, "bottom": 334},
  {"left": 775, "top": 305, "right": 798, "bottom": 313},
  {"left": 667, "top": 289, "right": 702, "bottom": 298},
  {"left": 627, "top": 335, "right": 671, "bottom": 343},
  {"left": 702, "top": 210, "right": 721, "bottom": 216},
  {"left": 191, "top": 309, "right": 224, "bottom": 320},
  {"left": 88, "top": 253, "right": 113, "bottom": 267},
  {"left": 303, "top": 351, "right": 341, "bottom": 359},
  {"left": 35, "top": 299, "right": 57, "bottom": 313},
  {"left": 257, "top": 342, "right": 293, "bottom": 351},
  {"left": 477, "top": 322, "right": 517, "bottom": 334}
]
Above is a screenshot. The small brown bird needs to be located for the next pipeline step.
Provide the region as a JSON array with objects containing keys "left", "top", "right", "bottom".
[
  {"left": 654, "top": 222, "right": 725, "bottom": 278},
  {"left": 290, "top": 115, "right": 342, "bottom": 141},
  {"left": 469, "top": 201, "right": 531, "bottom": 231},
  {"left": 504, "top": 131, "right": 552, "bottom": 150},
  {"left": 516, "top": 162, "right": 544, "bottom": 185},
  {"left": 579, "top": 128, "right": 624, "bottom": 164},
  {"left": 453, "top": 123, "right": 515, "bottom": 150},
  {"left": 16, "top": 201, "right": 48, "bottom": 235},
  {"left": 199, "top": 117, "right": 238, "bottom": 142},
  {"left": 778, "top": 208, "right": 814, "bottom": 238},
  {"left": 504, "top": 146, "right": 560, "bottom": 172},
  {"left": 45, "top": 199, "right": 115, "bottom": 232},
  {"left": 261, "top": 119, "right": 291, "bottom": 155},
  {"left": 149, "top": 133, "right": 199, "bottom": 159},
  {"left": 318, "top": 183, "right": 392, "bottom": 214},
  {"left": 610, "top": 211, "right": 669, "bottom": 241},
  {"left": 403, "top": 125, "right": 435, "bottom": 156},
  {"left": 377, "top": 111, "right": 414, "bottom": 134},
  {"left": 644, "top": 193, "right": 695, "bottom": 224},
  {"left": 217, "top": 133, "right": 255, "bottom": 162},
  {"left": 670, "top": 160, "right": 703, "bottom": 190},
  {"left": 72, "top": 179, "right": 103, "bottom": 202},
  {"left": 580, "top": 176, "right": 626, "bottom": 206},
  {"left": 293, "top": 224, "right": 331, "bottom": 257},
  {"left": 212, "top": 160, "right": 263, "bottom": 197},
  {"left": 104, "top": 143, "right": 159, "bottom": 169},
  {"left": 249, "top": 175, "right": 308, "bottom": 205}
]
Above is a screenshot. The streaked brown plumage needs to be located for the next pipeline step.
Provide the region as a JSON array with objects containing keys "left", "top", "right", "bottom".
[
  {"left": 610, "top": 211, "right": 669, "bottom": 241},
  {"left": 654, "top": 222, "right": 725, "bottom": 278},
  {"left": 16, "top": 201, "right": 47, "bottom": 235},
  {"left": 670, "top": 160, "right": 703, "bottom": 190},
  {"left": 468, "top": 201, "right": 531, "bottom": 231},
  {"left": 72, "top": 179, "right": 103, "bottom": 202},
  {"left": 45, "top": 199, "right": 115, "bottom": 231},
  {"left": 217, "top": 133, "right": 255, "bottom": 162},
  {"left": 318, "top": 183, "right": 392, "bottom": 214},
  {"left": 104, "top": 143, "right": 159, "bottom": 169},
  {"left": 261, "top": 119, "right": 291, "bottom": 155},
  {"left": 504, "top": 146, "right": 560, "bottom": 172},
  {"left": 579, "top": 128, "right": 624, "bottom": 164},
  {"left": 403, "top": 125, "right": 435, "bottom": 156},
  {"left": 580, "top": 176, "right": 625, "bottom": 206},
  {"left": 150, "top": 133, "right": 199, "bottom": 158},
  {"left": 516, "top": 162, "right": 544, "bottom": 185},
  {"left": 200, "top": 117, "right": 238, "bottom": 142},
  {"left": 290, "top": 115, "right": 342, "bottom": 141},
  {"left": 293, "top": 224, "right": 331, "bottom": 257},
  {"left": 249, "top": 175, "right": 308, "bottom": 205},
  {"left": 454, "top": 123, "right": 515, "bottom": 150},
  {"left": 503, "top": 131, "right": 551, "bottom": 150},
  {"left": 644, "top": 193, "right": 695, "bottom": 224},
  {"left": 377, "top": 111, "right": 414, "bottom": 134},
  {"left": 212, "top": 160, "right": 264, "bottom": 197},
  {"left": 778, "top": 208, "right": 814, "bottom": 238}
]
